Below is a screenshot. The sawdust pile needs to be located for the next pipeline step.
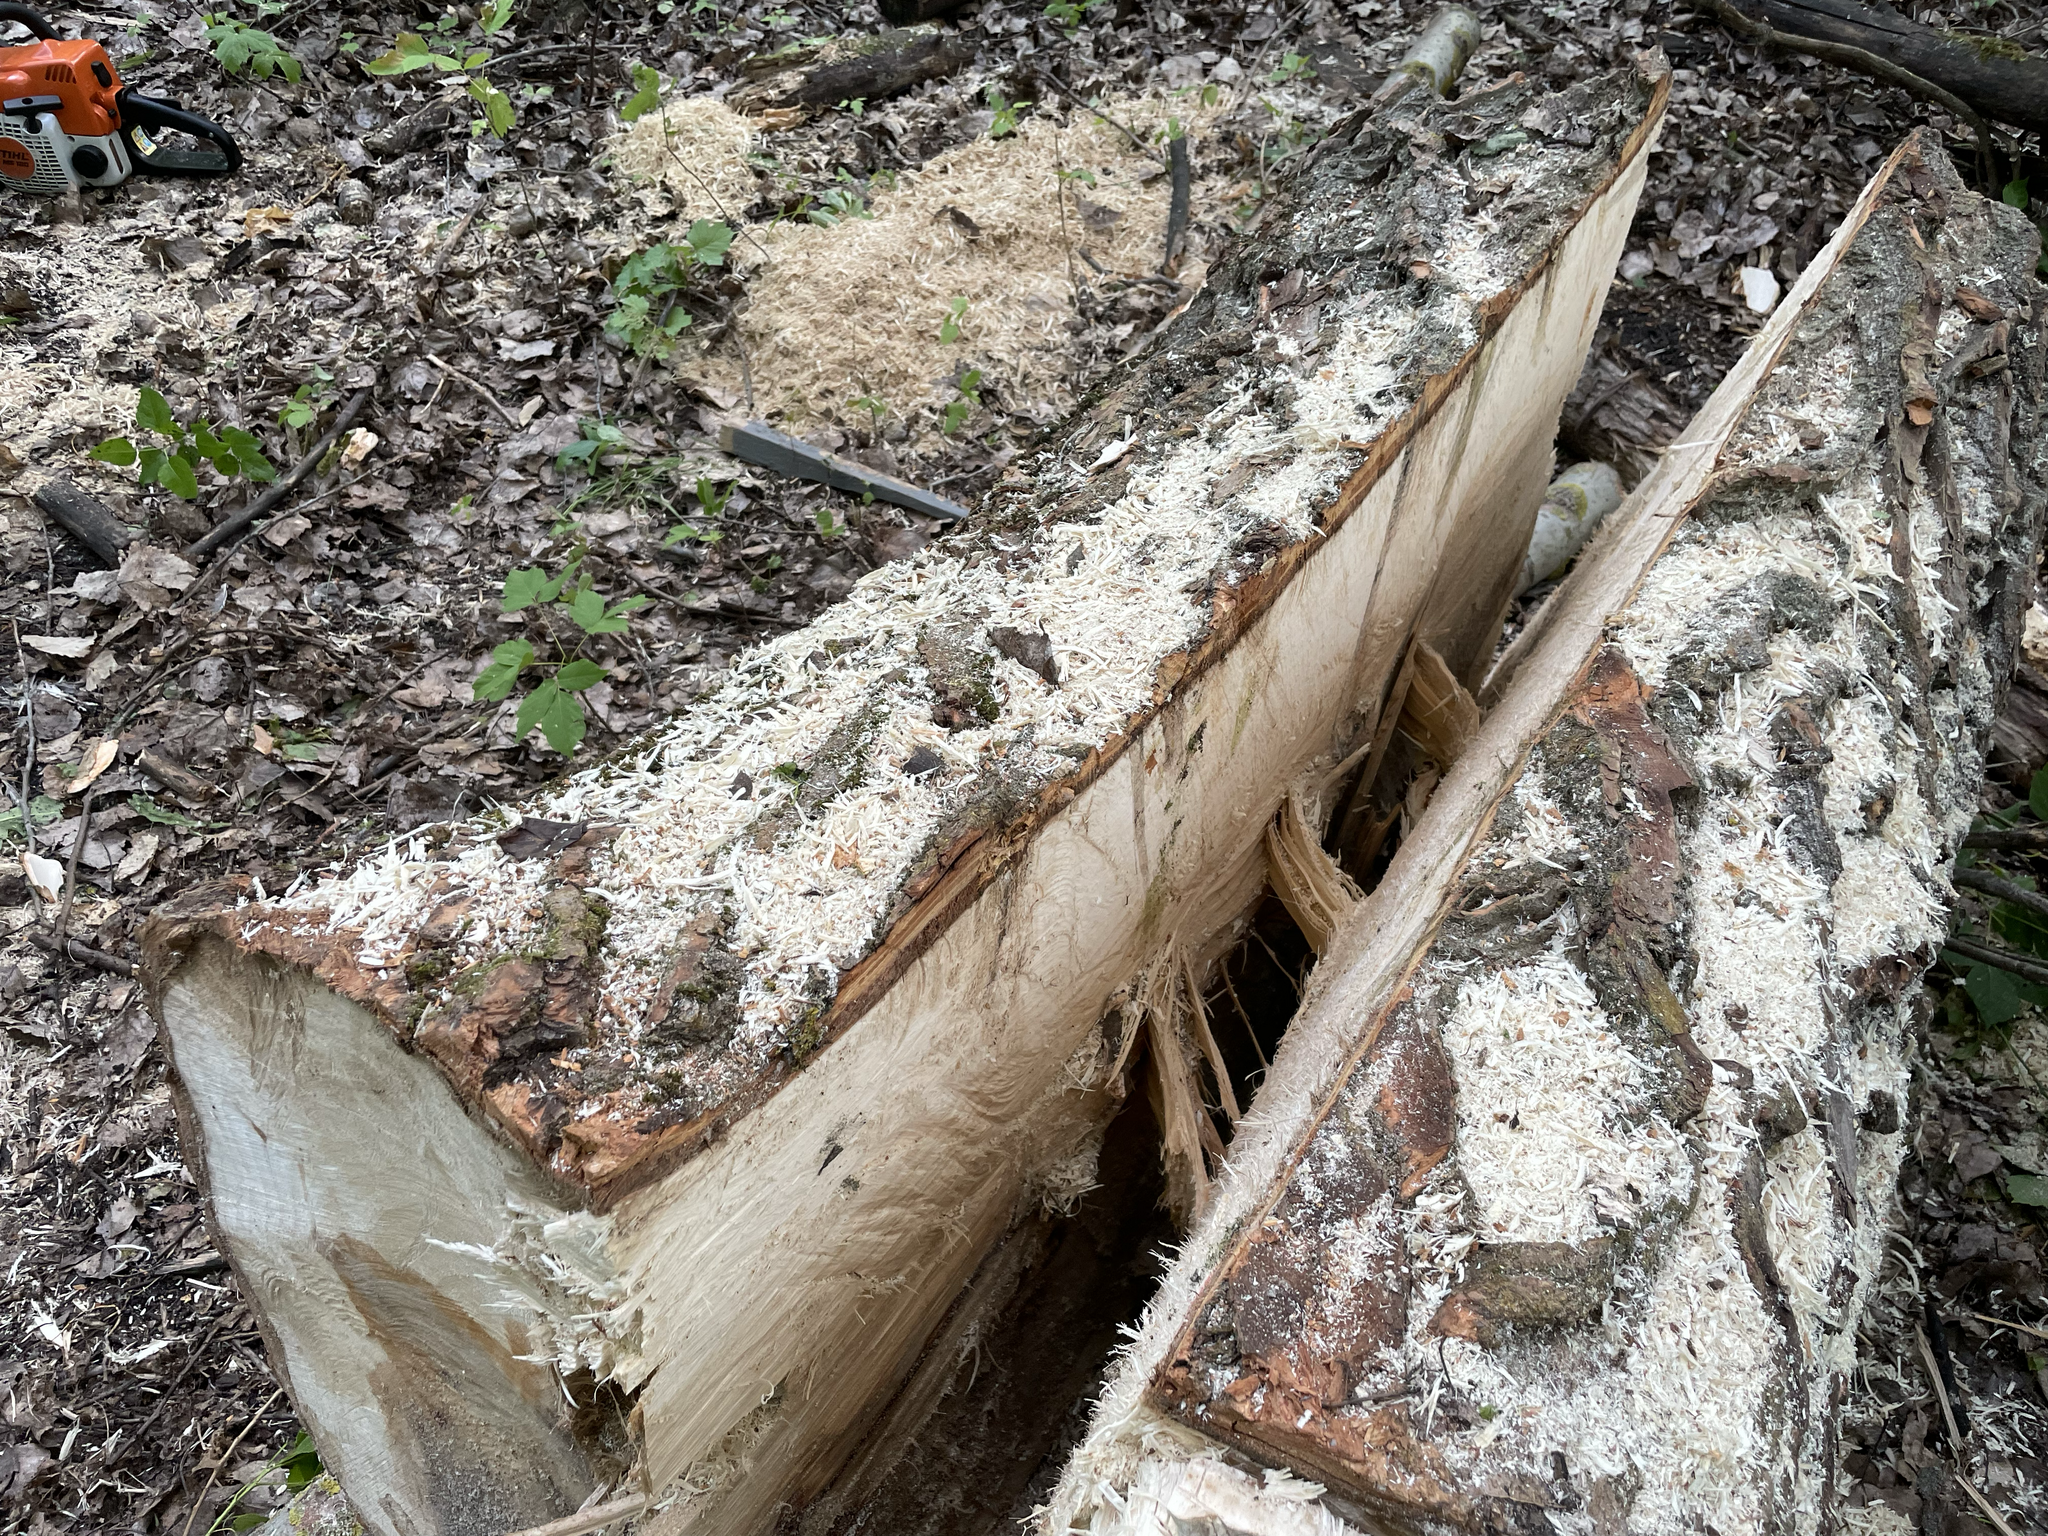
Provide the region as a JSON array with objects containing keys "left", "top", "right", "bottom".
[
  {"left": 612, "top": 94, "right": 1242, "bottom": 429},
  {"left": 608, "top": 95, "right": 761, "bottom": 222}
]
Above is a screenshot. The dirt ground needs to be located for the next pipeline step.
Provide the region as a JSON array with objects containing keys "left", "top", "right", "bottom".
[{"left": 2, "top": 0, "right": 2044, "bottom": 1528}]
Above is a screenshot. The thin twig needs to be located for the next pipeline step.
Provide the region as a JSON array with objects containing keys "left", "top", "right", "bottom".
[
  {"left": 1955, "top": 1473, "right": 2020, "bottom": 1536},
  {"left": 1954, "top": 865, "right": 2048, "bottom": 921},
  {"left": 1970, "top": 1309, "right": 2048, "bottom": 1344},
  {"left": 1039, "top": 70, "right": 1166, "bottom": 163},
  {"left": 185, "top": 387, "right": 375, "bottom": 561},
  {"left": 426, "top": 355, "right": 524, "bottom": 427},
  {"left": 178, "top": 1385, "right": 285, "bottom": 1536},
  {"left": 53, "top": 782, "right": 95, "bottom": 951},
  {"left": 1914, "top": 1320, "right": 1966, "bottom": 1453},
  {"left": 1941, "top": 932, "right": 2048, "bottom": 986},
  {"left": 24, "top": 928, "right": 134, "bottom": 976}
]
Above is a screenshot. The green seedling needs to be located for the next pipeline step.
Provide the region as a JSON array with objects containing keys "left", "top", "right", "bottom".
[
  {"left": 202, "top": 15, "right": 302, "bottom": 81},
  {"left": 987, "top": 87, "right": 1029, "bottom": 139},
  {"left": 620, "top": 62, "right": 662, "bottom": 122},
  {"left": 557, "top": 420, "right": 635, "bottom": 474},
  {"left": 363, "top": 0, "right": 517, "bottom": 137},
  {"left": 277, "top": 367, "right": 335, "bottom": 430},
  {"left": 664, "top": 476, "right": 732, "bottom": 546},
  {"left": 1269, "top": 51, "right": 1315, "bottom": 84},
  {"left": 847, "top": 393, "right": 889, "bottom": 433},
  {"left": 605, "top": 221, "right": 735, "bottom": 358},
  {"left": 1043, "top": 0, "right": 1102, "bottom": 32},
  {"left": 91, "top": 386, "right": 276, "bottom": 501},
  {"left": 474, "top": 554, "right": 650, "bottom": 756},
  {"left": 941, "top": 367, "right": 982, "bottom": 435},
  {"left": 938, "top": 295, "right": 969, "bottom": 344}
]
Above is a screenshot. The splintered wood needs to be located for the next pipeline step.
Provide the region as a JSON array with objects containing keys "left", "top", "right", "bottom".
[
  {"left": 145, "top": 64, "right": 1668, "bottom": 1536},
  {"left": 1055, "top": 136, "right": 2045, "bottom": 1535}
]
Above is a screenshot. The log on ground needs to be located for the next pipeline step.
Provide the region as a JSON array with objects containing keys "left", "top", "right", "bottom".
[
  {"left": 144, "top": 61, "right": 1669, "bottom": 1536},
  {"left": 1050, "top": 131, "right": 2047, "bottom": 1534}
]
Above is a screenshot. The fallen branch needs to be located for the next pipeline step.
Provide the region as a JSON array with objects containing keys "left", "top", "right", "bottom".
[
  {"left": 24, "top": 928, "right": 135, "bottom": 976},
  {"left": 31, "top": 480, "right": 139, "bottom": 566},
  {"left": 1953, "top": 864, "right": 2048, "bottom": 921}
]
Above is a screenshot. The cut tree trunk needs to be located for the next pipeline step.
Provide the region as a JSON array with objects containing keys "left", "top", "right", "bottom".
[
  {"left": 145, "top": 62, "right": 1668, "bottom": 1536},
  {"left": 1049, "top": 132, "right": 2047, "bottom": 1535}
]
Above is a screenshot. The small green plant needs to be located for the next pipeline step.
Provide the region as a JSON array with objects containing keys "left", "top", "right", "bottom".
[
  {"left": 604, "top": 221, "right": 735, "bottom": 358},
  {"left": 202, "top": 15, "right": 302, "bottom": 82},
  {"left": 837, "top": 96, "right": 865, "bottom": 116},
  {"left": 91, "top": 386, "right": 276, "bottom": 501},
  {"left": 363, "top": 0, "right": 516, "bottom": 137},
  {"left": 847, "top": 392, "right": 889, "bottom": 433},
  {"left": 1043, "top": 0, "right": 1101, "bottom": 32},
  {"left": 938, "top": 295, "right": 969, "bottom": 344},
  {"left": 1056, "top": 165, "right": 1097, "bottom": 190},
  {"left": 1269, "top": 51, "right": 1316, "bottom": 84},
  {"left": 664, "top": 476, "right": 732, "bottom": 546},
  {"left": 277, "top": 367, "right": 335, "bottom": 430},
  {"left": 2004, "top": 175, "right": 2030, "bottom": 208},
  {"left": 620, "top": 62, "right": 662, "bottom": 122},
  {"left": 204, "top": 1431, "right": 324, "bottom": 1534},
  {"left": 941, "top": 367, "right": 982, "bottom": 435},
  {"left": 810, "top": 173, "right": 873, "bottom": 226},
  {"left": 474, "top": 554, "right": 649, "bottom": 755},
  {"left": 557, "top": 420, "right": 636, "bottom": 474},
  {"left": 986, "top": 87, "right": 1029, "bottom": 138}
]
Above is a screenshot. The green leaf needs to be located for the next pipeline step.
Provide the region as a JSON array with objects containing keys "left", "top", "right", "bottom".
[
  {"left": 468, "top": 77, "right": 515, "bottom": 136},
  {"left": 501, "top": 568, "right": 549, "bottom": 612},
  {"left": 90, "top": 436, "right": 137, "bottom": 467},
  {"left": 685, "top": 218, "right": 734, "bottom": 268},
  {"left": 1966, "top": 961, "right": 2026, "bottom": 1026},
  {"left": 0, "top": 793, "right": 63, "bottom": 843},
  {"left": 159, "top": 451, "right": 201, "bottom": 500},
  {"left": 515, "top": 677, "right": 561, "bottom": 742},
  {"left": 363, "top": 32, "right": 443, "bottom": 73},
  {"left": 536, "top": 688, "right": 587, "bottom": 755},
  {"left": 565, "top": 587, "right": 608, "bottom": 632},
  {"left": 539, "top": 558, "right": 579, "bottom": 603},
  {"left": 2004, "top": 176, "right": 2030, "bottom": 209},
  {"left": 2010, "top": 1172, "right": 2048, "bottom": 1206},
  {"left": 473, "top": 638, "right": 535, "bottom": 700},
  {"left": 621, "top": 63, "right": 661, "bottom": 122},
  {"left": 136, "top": 446, "right": 167, "bottom": 487},
  {"left": 136, "top": 386, "right": 177, "bottom": 437},
  {"left": 2029, "top": 764, "right": 2048, "bottom": 822},
  {"left": 128, "top": 792, "right": 201, "bottom": 828},
  {"left": 480, "top": 0, "right": 514, "bottom": 34},
  {"left": 221, "top": 425, "right": 277, "bottom": 482},
  {"left": 556, "top": 658, "right": 607, "bottom": 691}
]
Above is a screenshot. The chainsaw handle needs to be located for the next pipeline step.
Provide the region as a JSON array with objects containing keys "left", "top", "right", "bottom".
[
  {"left": 0, "top": 3, "right": 58, "bottom": 38},
  {"left": 117, "top": 89, "right": 242, "bottom": 176}
]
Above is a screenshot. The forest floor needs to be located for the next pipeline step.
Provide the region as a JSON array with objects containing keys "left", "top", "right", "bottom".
[{"left": 1, "top": 0, "right": 2045, "bottom": 1528}]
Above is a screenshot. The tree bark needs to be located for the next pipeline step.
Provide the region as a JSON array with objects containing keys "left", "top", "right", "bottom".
[
  {"left": 1053, "top": 131, "right": 2047, "bottom": 1536},
  {"left": 146, "top": 62, "right": 1670, "bottom": 1536},
  {"left": 31, "top": 479, "right": 138, "bottom": 566}
]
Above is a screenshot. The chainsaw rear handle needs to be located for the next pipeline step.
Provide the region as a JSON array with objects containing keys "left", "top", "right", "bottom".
[
  {"left": 0, "top": 3, "right": 57, "bottom": 37},
  {"left": 118, "top": 88, "right": 240, "bottom": 175}
]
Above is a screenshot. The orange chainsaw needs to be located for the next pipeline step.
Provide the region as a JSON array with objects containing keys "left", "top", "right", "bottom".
[{"left": 1, "top": 2, "right": 239, "bottom": 196}]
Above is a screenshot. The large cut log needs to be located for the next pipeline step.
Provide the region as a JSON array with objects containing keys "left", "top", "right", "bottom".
[
  {"left": 144, "top": 60, "right": 1669, "bottom": 1536},
  {"left": 1047, "top": 133, "right": 2046, "bottom": 1534}
]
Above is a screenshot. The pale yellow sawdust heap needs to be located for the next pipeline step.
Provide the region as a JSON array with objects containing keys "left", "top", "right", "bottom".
[{"left": 608, "top": 95, "right": 762, "bottom": 222}]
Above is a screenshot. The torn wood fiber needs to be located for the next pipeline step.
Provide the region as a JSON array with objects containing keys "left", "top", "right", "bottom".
[{"left": 1052, "top": 132, "right": 2046, "bottom": 1536}]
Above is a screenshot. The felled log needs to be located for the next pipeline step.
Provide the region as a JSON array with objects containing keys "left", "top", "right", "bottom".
[
  {"left": 145, "top": 60, "right": 1669, "bottom": 1536},
  {"left": 728, "top": 24, "right": 971, "bottom": 115},
  {"left": 1050, "top": 132, "right": 2046, "bottom": 1535},
  {"left": 31, "top": 479, "right": 138, "bottom": 566},
  {"left": 1708, "top": 0, "right": 2048, "bottom": 138}
]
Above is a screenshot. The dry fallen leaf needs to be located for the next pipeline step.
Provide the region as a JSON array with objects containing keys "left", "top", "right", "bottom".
[
  {"left": 21, "top": 634, "right": 95, "bottom": 658},
  {"left": 21, "top": 850, "right": 63, "bottom": 905},
  {"left": 242, "top": 205, "right": 294, "bottom": 237},
  {"left": 340, "top": 428, "right": 379, "bottom": 468},
  {"left": 252, "top": 723, "right": 275, "bottom": 756},
  {"left": 64, "top": 739, "right": 120, "bottom": 796}
]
